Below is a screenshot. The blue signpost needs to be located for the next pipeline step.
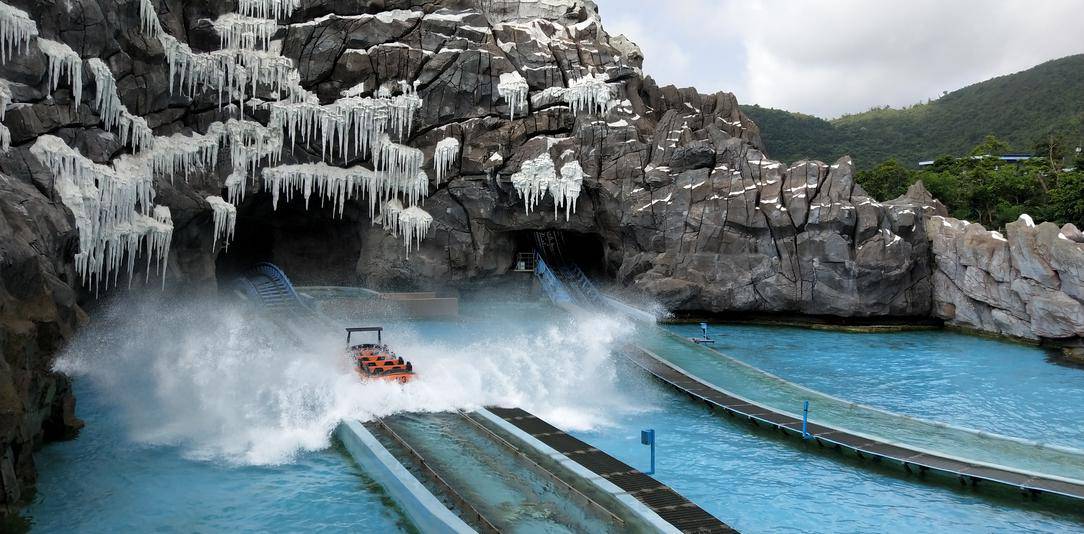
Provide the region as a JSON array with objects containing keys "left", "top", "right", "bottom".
[
  {"left": 802, "top": 400, "right": 810, "bottom": 440},
  {"left": 641, "top": 429, "right": 656, "bottom": 474}
]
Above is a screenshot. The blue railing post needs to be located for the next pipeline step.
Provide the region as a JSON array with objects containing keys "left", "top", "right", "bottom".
[
  {"left": 641, "top": 429, "right": 655, "bottom": 474},
  {"left": 802, "top": 400, "right": 810, "bottom": 440}
]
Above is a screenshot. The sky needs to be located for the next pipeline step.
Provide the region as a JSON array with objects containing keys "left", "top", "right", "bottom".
[{"left": 592, "top": 0, "right": 1084, "bottom": 119}]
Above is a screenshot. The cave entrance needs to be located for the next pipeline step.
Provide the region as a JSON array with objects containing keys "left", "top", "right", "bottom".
[
  {"left": 214, "top": 192, "right": 365, "bottom": 286},
  {"left": 511, "top": 230, "right": 608, "bottom": 279}
]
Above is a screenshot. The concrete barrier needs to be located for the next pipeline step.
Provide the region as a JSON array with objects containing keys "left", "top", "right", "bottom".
[{"left": 335, "top": 421, "right": 474, "bottom": 534}]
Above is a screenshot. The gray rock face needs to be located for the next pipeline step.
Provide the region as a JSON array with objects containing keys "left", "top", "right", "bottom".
[{"left": 927, "top": 214, "right": 1084, "bottom": 341}]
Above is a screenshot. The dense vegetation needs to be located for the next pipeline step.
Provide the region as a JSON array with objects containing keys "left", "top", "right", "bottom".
[
  {"left": 741, "top": 55, "right": 1084, "bottom": 169},
  {"left": 856, "top": 136, "right": 1084, "bottom": 229}
]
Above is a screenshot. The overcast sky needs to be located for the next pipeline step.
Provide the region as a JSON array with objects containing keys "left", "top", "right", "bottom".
[{"left": 593, "top": 0, "right": 1084, "bottom": 119}]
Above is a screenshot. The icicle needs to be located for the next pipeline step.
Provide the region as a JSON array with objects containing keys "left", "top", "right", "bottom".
[
  {"left": 87, "top": 58, "right": 154, "bottom": 153},
  {"left": 379, "top": 198, "right": 403, "bottom": 234},
  {"left": 433, "top": 137, "right": 459, "bottom": 183},
  {"left": 30, "top": 135, "right": 169, "bottom": 294},
  {"left": 0, "top": 2, "right": 37, "bottom": 63},
  {"left": 139, "top": 0, "right": 163, "bottom": 37},
  {"left": 205, "top": 195, "right": 237, "bottom": 249},
  {"left": 149, "top": 205, "right": 172, "bottom": 287},
  {"left": 0, "top": 123, "right": 9, "bottom": 151},
  {"left": 497, "top": 71, "right": 528, "bottom": 119},
  {"left": 396, "top": 206, "right": 432, "bottom": 255},
  {"left": 374, "top": 133, "right": 425, "bottom": 205},
  {"left": 236, "top": 0, "right": 301, "bottom": 20},
  {"left": 510, "top": 152, "right": 556, "bottom": 214},
  {"left": 37, "top": 38, "right": 82, "bottom": 106},
  {"left": 222, "top": 119, "right": 283, "bottom": 193},
  {"left": 261, "top": 162, "right": 377, "bottom": 217},
  {"left": 562, "top": 73, "right": 613, "bottom": 116},
  {"left": 552, "top": 161, "right": 584, "bottom": 221},
  {"left": 211, "top": 14, "right": 278, "bottom": 50},
  {"left": 0, "top": 78, "right": 10, "bottom": 121},
  {"left": 149, "top": 127, "right": 223, "bottom": 181}
]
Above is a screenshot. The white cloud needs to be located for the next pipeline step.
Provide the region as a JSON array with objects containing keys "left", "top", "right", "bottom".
[{"left": 593, "top": 0, "right": 1084, "bottom": 118}]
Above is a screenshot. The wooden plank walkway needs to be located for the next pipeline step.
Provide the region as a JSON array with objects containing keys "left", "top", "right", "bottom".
[
  {"left": 625, "top": 346, "right": 1084, "bottom": 502},
  {"left": 488, "top": 406, "right": 737, "bottom": 533}
]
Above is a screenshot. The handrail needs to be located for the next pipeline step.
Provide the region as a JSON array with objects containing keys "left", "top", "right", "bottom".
[{"left": 534, "top": 254, "right": 573, "bottom": 304}]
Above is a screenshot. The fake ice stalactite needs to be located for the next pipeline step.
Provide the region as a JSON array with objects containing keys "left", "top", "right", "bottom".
[
  {"left": 374, "top": 133, "right": 425, "bottom": 203},
  {"left": 150, "top": 128, "right": 223, "bottom": 181},
  {"left": 262, "top": 162, "right": 379, "bottom": 217},
  {"left": 552, "top": 161, "right": 584, "bottom": 221},
  {"left": 211, "top": 14, "right": 279, "bottom": 51},
  {"left": 433, "top": 137, "right": 460, "bottom": 183},
  {"left": 0, "top": 2, "right": 36, "bottom": 63},
  {"left": 563, "top": 73, "right": 614, "bottom": 116},
  {"left": 0, "top": 78, "right": 9, "bottom": 149},
  {"left": 139, "top": 0, "right": 163, "bottom": 37},
  {"left": 396, "top": 206, "right": 433, "bottom": 255},
  {"left": 511, "top": 152, "right": 557, "bottom": 214},
  {"left": 237, "top": 0, "right": 301, "bottom": 20},
  {"left": 206, "top": 195, "right": 237, "bottom": 249},
  {"left": 159, "top": 33, "right": 295, "bottom": 110},
  {"left": 37, "top": 38, "right": 82, "bottom": 105},
  {"left": 29, "top": 135, "right": 171, "bottom": 293},
  {"left": 222, "top": 119, "right": 283, "bottom": 200},
  {"left": 380, "top": 198, "right": 403, "bottom": 234},
  {"left": 496, "top": 71, "right": 528, "bottom": 119},
  {"left": 87, "top": 58, "right": 154, "bottom": 153}
]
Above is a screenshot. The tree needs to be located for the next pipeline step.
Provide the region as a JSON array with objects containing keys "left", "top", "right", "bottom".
[
  {"left": 855, "top": 158, "right": 913, "bottom": 201},
  {"left": 970, "top": 134, "right": 1010, "bottom": 157}
]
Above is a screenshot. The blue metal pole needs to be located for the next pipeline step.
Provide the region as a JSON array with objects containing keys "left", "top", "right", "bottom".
[
  {"left": 802, "top": 400, "right": 810, "bottom": 440},
  {"left": 641, "top": 429, "right": 655, "bottom": 474},
  {"left": 700, "top": 322, "right": 709, "bottom": 339}
]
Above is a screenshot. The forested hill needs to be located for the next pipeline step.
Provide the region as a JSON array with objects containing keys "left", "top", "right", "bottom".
[{"left": 741, "top": 54, "right": 1084, "bottom": 168}]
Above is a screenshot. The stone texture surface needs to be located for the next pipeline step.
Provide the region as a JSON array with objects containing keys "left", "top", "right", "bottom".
[{"left": 927, "top": 214, "right": 1084, "bottom": 341}]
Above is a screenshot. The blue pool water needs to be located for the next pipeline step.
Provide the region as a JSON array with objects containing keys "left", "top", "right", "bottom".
[
  {"left": 572, "top": 360, "right": 1084, "bottom": 534},
  {"left": 23, "top": 380, "right": 410, "bottom": 533},
  {"left": 665, "top": 323, "right": 1084, "bottom": 449}
]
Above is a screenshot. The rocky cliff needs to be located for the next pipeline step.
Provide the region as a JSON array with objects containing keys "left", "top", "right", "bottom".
[
  {"left": 0, "top": 0, "right": 1081, "bottom": 514},
  {"left": 928, "top": 214, "right": 1084, "bottom": 345}
]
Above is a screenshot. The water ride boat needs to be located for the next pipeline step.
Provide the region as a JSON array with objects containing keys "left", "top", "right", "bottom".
[{"left": 346, "top": 327, "right": 415, "bottom": 383}]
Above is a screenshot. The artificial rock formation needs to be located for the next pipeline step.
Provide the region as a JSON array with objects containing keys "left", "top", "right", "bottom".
[
  {"left": 928, "top": 214, "right": 1084, "bottom": 342},
  {"left": 1, "top": 0, "right": 1082, "bottom": 514}
]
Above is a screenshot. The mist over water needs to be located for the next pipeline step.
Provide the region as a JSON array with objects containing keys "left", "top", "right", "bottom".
[{"left": 54, "top": 295, "right": 635, "bottom": 466}]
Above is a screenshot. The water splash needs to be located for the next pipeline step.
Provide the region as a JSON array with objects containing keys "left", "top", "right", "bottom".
[{"left": 54, "top": 296, "right": 633, "bottom": 465}]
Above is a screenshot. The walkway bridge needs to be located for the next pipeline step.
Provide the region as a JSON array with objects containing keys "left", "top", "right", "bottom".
[
  {"left": 234, "top": 263, "right": 734, "bottom": 533},
  {"left": 532, "top": 255, "right": 1084, "bottom": 504}
]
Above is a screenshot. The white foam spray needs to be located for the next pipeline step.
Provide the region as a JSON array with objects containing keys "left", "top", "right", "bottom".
[{"left": 54, "top": 296, "right": 634, "bottom": 465}]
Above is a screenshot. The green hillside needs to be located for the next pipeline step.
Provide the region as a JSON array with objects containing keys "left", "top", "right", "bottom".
[{"left": 741, "top": 55, "right": 1084, "bottom": 168}]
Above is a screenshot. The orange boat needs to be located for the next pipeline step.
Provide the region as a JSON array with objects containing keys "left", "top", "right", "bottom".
[{"left": 346, "top": 327, "right": 415, "bottom": 384}]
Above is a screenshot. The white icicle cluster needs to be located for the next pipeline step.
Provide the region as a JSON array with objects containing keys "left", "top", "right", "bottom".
[
  {"left": 553, "top": 161, "right": 584, "bottom": 221},
  {"left": 211, "top": 14, "right": 278, "bottom": 51},
  {"left": 150, "top": 128, "right": 223, "bottom": 181},
  {"left": 496, "top": 71, "right": 528, "bottom": 119},
  {"left": 237, "top": 0, "right": 301, "bottom": 20},
  {"left": 30, "top": 135, "right": 172, "bottom": 292},
  {"left": 160, "top": 33, "right": 294, "bottom": 110},
  {"left": 221, "top": 118, "right": 282, "bottom": 200},
  {"left": 206, "top": 195, "right": 237, "bottom": 249},
  {"left": 433, "top": 136, "right": 459, "bottom": 183},
  {"left": 562, "top": 73, "right": 614, "bottom": 116},
  {"left": 380, "top": 198, "right": 403, "bottom": 233},
  {"left": 37, "top": 38, "right": 82, "bottom": 105},
  {"left": 396, "top": 206, "right": 433, "bottom": 254},
  {"left": 511, "top": 153, "right": 585, "bottom": 218},
  {"left": 139, "top": 0, "right": 163, "bottom": 37},
  {"left": 262, "top": 162, "right": 379, "bottom": 217},
  {"left": 87, "top": 58, "right": 155, "bottom": 153},
  {"left": 0, "top": 78, "right": 8, "bottom": 150},
  {"left": 0, "top": 1, "right": 36, "bottom": 62},
  {"left": 511, "top": 152, "right": 556, "bottom": 214},
  {"left": 374, "top": 133, "right": 426, "bottom": 198},
  {"left": 269, "top": 80, "right": 422, "bottom": 161}
]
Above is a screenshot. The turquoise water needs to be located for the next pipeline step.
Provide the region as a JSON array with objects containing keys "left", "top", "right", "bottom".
[
  {"left": 571, "top": 360, "right": 1084, "bottom": 534},
  {"left": 23, "top": 381, "right": 410, "bottom": 533},
  {"left": 665, "top": 323, "right": 1084, "bottom": 448},
  {"left": 633, "top": 326, "right": 1084, "bottom": 480},
  {"left": 23, "top": 297, "right": 1084, "bottom": 533}
]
